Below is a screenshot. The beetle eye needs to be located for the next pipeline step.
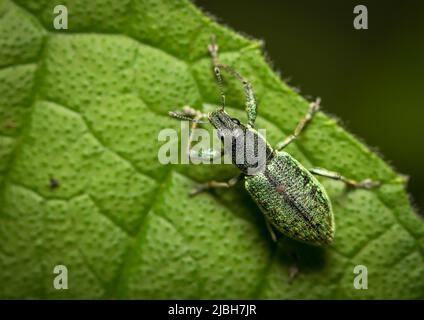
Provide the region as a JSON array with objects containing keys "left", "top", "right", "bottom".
[{"left": 231, "top": 118, "right": 241, "bottom": 125}]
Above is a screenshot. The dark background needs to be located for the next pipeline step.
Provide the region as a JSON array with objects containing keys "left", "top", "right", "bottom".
[{"left": 195, "top": 0, "right": 424, "bottom": 212}]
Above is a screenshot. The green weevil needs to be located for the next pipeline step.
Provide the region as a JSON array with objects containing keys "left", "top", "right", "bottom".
[{"left": 169, "top": 36, "right": 379, "bottom": 246}]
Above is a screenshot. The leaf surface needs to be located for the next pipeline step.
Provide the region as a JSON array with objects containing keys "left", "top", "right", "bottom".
[{"left": 0, "top": 0, "right": 423, "bottom": 299}]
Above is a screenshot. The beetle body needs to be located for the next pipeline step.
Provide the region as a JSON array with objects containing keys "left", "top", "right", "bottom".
[{"left": 209, "top": 108, "right": 334, "bottom": 246}]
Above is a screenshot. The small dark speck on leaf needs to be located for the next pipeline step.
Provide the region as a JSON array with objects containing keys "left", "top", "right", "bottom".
[{"left": 49, "top": 177, "right": 60, "bottom": 189}]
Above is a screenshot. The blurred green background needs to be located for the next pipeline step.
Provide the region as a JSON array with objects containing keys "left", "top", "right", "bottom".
[{"left": 195, "top": 0, "right": 424, "bottom": 212}]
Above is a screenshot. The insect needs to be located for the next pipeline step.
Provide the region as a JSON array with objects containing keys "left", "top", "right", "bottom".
[{"left": 169, "top": 36, "right": 379, "bottom": 246}]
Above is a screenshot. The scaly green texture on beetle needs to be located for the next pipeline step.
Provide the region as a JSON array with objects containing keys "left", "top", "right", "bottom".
[
  {"left": 170, "top": 36, "right": 378, "bottom": 246},
  {"left": 246, "top": 152, "right": 334, "bottom": 245}
]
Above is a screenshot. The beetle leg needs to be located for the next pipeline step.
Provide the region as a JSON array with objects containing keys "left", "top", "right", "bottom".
[
  {"left": 189, "top": 148, "right": 224, "bottom": 162},
  {"left": 309, "top": 167, "right": 380, "bottom": 189},
  {"left": 190, "top": 174, "right": 244, "bottom": 196},
  {"left": 169, "top": 106, "right": 220, "bottom": 162},
  {"left": 208, "top": 35, "right": 258, "bottom": 128},
  {"left": 276, "top": 98, "right": 321, "bottom": 151},
  {"left": 187, "top": 111, "right": 211, "bottom": 161},
  {"left": 168, "top": 105, "right": 208, "bottom": 122},
  {"left": 264, "top": 220, "right": 299, "bottom": 282},
  {"left": 264, "top": 218, "right": 278, "bottom": 242},
  {"left": 277, "top": 241, "right": 300, "bottom": 284},
  {"left": 287, "top": 251, "right": 299, "bottom": 284}
]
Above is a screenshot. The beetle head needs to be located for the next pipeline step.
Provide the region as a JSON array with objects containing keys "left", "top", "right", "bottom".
[
  {"left": 208, "top": 108, "right": 272, "bottom": 175},
  {"left": 208, "top": 108, "right": 245, "bottom": 136}
]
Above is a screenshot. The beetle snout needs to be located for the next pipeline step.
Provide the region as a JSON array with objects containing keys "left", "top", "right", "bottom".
[{"left": 208, "top": 109, "right": 229, "bottom": 130}]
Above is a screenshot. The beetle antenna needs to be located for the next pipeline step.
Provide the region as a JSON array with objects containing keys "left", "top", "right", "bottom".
[
  {"left": 214, "top": 67, "right": 225, "bottom": 110},
  {"left": 209, "top": 35, "right": 225, "bottom": 110}
]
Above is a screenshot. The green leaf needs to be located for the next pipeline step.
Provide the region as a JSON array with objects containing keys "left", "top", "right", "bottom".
[{"left": 0, "top": 0, "right": 423, "bottom": 299}]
